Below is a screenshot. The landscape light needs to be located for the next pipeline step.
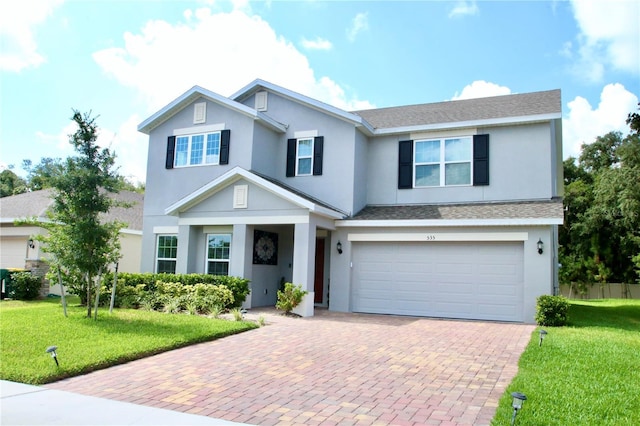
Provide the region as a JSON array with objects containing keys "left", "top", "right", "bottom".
[
  {"left": 511, "top": 392, "right": 527, "bottom": 426},
  {"left": 45, "top": 346, "right": 59, "bottom": 367},
  {"left": 539, "top": 329, "right": 548, "bottom": 347}
]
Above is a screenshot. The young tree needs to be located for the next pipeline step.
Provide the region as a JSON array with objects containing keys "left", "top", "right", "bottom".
[{"left": 29, "top": 111, "right": 125, "bottom": 317}]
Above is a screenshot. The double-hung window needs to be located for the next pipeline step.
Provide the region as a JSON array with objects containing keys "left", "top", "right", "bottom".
[
  {"left": 296, "top": 138, "right": 313, "bottom": 175},
  {"left": 415, "top": 137, "right": 472, "bottom": 187},
  {"left": 156, "top": 235, "right": 178, "bottom": 274},
  {"left": 207, "top": 234, "right": 231, "bottom": 276},
  {"left": 175, "top": 131, "right": 222, "bottom": 167}
]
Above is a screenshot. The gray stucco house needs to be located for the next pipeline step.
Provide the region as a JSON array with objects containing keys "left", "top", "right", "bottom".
[{"left": 138, "top": 79, "right": 563, "bottom": 323}]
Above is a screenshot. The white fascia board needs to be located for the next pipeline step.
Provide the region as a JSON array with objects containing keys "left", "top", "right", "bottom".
[
  {"left": 348, "top": 232, "right": 529, "bottom": 242},
  {"left": 336, "top": 217, "right": 564, "bottom": 227},
  {"left": 231, "top": 79, "right": 374, "bottom": 133},
  {"left": 178, "top": 215, "right": 309, "bottom": 226},
  {"left": 372, "top": 113, "right": 562, "bottom": 136},
  {"left": 138, "top": 85, "right": 283, "bottom": 134},
  {"left": 120, "top": 229, "right": 142, "bottom": 236},
  {"left": 164, "top": 166, "right": 345, "bottom": 220}
]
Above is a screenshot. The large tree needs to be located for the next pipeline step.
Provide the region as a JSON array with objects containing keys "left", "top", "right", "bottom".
[
  {"left": 560, "top": 124, "right": 640, "bottom": 287},
  {"left": 0, "top": 168, "right": 27, "bottom": 197},
  {"left": 27, "top": 111, "right": 125, "bottom": 317}
]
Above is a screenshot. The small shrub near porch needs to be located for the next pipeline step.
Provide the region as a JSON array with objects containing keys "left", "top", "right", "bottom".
[{"left": 276, "top": 282, "right": 308, "bottom": 315}]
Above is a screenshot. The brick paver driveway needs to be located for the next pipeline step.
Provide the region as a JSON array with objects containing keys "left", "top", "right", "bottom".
[{"left": 48, "top": 309, "right": 534, "bottom": 425}]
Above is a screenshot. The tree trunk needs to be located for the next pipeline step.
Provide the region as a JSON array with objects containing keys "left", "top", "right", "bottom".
[
  {"left": 57, "top": 269, "right": 68, "bottom": 318},
  {"left": 86, "top": 273, "right": 92, "bottom": 318},
  {"left": 109, "top": 263, "right": 118, "bottom": 313},
  {"left": 93, "top": 270, "right": 102, "bottom": 320}
]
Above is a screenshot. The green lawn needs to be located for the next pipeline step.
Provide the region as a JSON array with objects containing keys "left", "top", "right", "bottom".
[
  {"left": 492, "top": 299, "right": 640, "bottom": 425},
  {"left": 0, "top": 297, "right": 257, "bottom": 385}
]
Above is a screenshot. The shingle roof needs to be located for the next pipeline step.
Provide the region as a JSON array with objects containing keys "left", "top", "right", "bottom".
[
  {"left": 0, "top": 189, "right": 144, "bottom": 231},
  {"left": 350, "top": 198, "right": 564, "bottom": 221},
  {"left": 352, "top": 89, "right": 561, "bottom": 129}
]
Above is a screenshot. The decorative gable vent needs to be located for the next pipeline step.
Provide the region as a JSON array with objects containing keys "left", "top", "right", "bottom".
[
  {"left": 233, "top": 184, "right": 248, "bottom": 209},
  {"left": 194, "top": 102, "right": 206, "bottom": 124},
  {"left": 255, "top": 91, "right": 268, "bottom": 112}
]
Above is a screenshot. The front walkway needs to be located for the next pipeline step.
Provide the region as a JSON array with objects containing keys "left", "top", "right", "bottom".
[{"left": 47, "top": 309, "right": 534, "bottom": 425}]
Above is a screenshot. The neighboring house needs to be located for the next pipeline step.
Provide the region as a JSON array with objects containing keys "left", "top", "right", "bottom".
[
  {"left": 0, "top": 189, "right": 144, "bottom": 294},
  {"left": 138, "top": 79, "right": 563, "bottom": 323}
]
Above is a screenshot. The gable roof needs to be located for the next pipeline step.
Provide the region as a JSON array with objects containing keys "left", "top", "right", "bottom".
[
  {"left": 137, "top": 85, "right": 287, "bottom": 135},
  {"left": 353, "top": 89, "right": 561, "bottom": 134},
  {"left": 231, "top": 79, "right": 375, "bottom": 135},
  {"left": 0, "top": 189, "right": 144, "bottom": 231},
  {"left": 340, "top": 198, "right": 564, "bottom": 227},
  {"left": 165, "top": 166, "right": 347, "bottom": 220}
]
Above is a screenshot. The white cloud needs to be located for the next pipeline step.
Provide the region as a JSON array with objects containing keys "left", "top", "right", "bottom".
[
  {"left": 92, "top": 8, "right": 373, "bottom": 113},
  {"left": 0, "top": 0, "right": 63, "bottom": 72},
  {"left": 300, "top": 37, "right": 332, "bottom": 51},
  {"left": 563, "top": 83, "right": 638, "bottom": 159},
  {"left": 569, "top": 0, "right": 639, "bottom": 81},
  {"left": 451, "top": 80, "right": 512, "bottom": 100},
  {"left": 346, "top": 12, "right": 368, "bottom": 42},
  {"left": 449, "top": 1, "right": 479, "bottom": 18}
]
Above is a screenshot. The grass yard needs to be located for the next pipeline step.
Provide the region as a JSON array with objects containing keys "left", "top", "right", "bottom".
[
  {"left": 492, "top": 299, "right": 640, "bottom": 425},
  {"left": 0, "top": 297, "right": 257, "bottom": 385}
]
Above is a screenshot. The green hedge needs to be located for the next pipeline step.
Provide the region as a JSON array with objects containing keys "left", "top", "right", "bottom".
[
  {"left": 535, "top": 294, "right": 570, "bottom": 326},
  {"left": 8, "top": 271, "right": 42, "bottom": 300},
  {"left": 96, "top": 272, "right": 250, "bottom": 310}
]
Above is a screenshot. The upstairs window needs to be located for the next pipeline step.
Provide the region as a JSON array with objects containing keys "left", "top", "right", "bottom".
[
  {"left": 399, "top": 135, "right": 488, "bottom": 189},
  {"left": 296, "top": 138, "right": 313, "bottom": 175},
  {"left": 175, "top": 132, "right": 221, "bottom": 167},
  {"left": 286, "top": 136, "right": 324, "bottom": 177},
  {"left": 415, "top": 137, "right": 472, "bottom": 187},
  {"left": 166, "top": 130, "right": 230, "bottom": 169}
]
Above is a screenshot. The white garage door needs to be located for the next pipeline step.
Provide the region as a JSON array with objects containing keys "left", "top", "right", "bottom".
[{"left": 352, "top": 241, "right": 524, "bottom": 322}]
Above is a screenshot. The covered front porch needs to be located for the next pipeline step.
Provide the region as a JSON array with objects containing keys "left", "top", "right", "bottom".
[{"left": 165, "top": 167, "right": 346, "bottom": 316}]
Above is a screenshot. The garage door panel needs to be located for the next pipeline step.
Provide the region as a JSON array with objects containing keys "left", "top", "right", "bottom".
[{"left": 352, "top": 241, "right": 524, "bottom": 322}]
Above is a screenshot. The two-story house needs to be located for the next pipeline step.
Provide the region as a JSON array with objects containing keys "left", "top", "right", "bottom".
[{"left": 138, "top": 79, "right": 563, "bottom": 323}]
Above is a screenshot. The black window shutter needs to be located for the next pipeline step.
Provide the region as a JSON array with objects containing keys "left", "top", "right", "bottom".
[
  {"left": 473, "top": 134, "right": 489, "bottom": 186},
  {"left": 286, "top": 138, "right": 296, "bottom": 177},
  {"left": 165, "top": 136, "right": 176, "bottom": 169},
  {"left": 398, "top": 140, "right": 413, "bottom": 189},
  {"left": 220, "top": 129, "right": 230, "bottom": 165},
  {"left": 313, "top": 136, "right": 324, "bottom": 176}
]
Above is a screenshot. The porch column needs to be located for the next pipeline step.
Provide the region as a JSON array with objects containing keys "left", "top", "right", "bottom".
[
  {"left": 231, "top": 224, "right": 253, "bottom": 309},
  {"left": 175, "top": 225, "right": 191, "bottom": 274},
  {"left": 292, "top": 220, "right": 316, "bottom": 317}
]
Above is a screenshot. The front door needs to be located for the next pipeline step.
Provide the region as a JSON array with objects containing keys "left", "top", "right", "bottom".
[{"left": 314, "top": 238, "right": 325, "bottom": 303}]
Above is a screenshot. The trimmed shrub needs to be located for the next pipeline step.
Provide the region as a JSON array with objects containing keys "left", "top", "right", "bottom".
[
  {"left": 276, "top": 282, "right": 308, "bottom": 314},
  {"left": 535, "top": 295, "right": 570, "bottom": 326},
  {"left": 8, "top": 271, "right": 42, "bottom": 300},
  {"left": 100, "top": 272, "right": 249, "bottom": 309}
]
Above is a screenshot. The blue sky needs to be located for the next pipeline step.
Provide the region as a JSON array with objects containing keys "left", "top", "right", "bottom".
[{"left": 1, "top": 0, "right": 638, "bottom": 184}]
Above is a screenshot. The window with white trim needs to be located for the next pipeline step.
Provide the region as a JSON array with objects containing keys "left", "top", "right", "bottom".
[
  {"left": 415, "top": 137, "right": 472, "bottom": 187},
  {"left": 156, "top": 235, "right": 178, "bottom": 274},
  {"left": 296, "top": 138, "right": 314, "bottom": 175},
  {"left": 207, "top": 234, "right": 231, "bottom": 276},
  {"left": 174, "top": 131, "right": 221, "bottom": 167}
]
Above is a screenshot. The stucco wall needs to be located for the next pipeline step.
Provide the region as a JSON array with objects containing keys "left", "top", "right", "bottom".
[{"left": 366, "top": 122, "right": 556, "bottom": 205}]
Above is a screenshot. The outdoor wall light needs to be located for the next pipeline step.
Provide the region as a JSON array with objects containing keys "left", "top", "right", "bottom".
[
  {"left": 46, "top": 345, "right": 59, "bottom": 367},
  {"left": 539, "top": 329, "right": 548, "bottom": 347},
  {"left": 537, "top": 238, "right": 544, "bottom": 255},
  {"left": 336, "top": 241, "right": 343, "bottom": 254},
  {"left": 511, "top": 392, "right": 527, "bottom": 426},
  {"left": 28, "top": 238, "right": 35, "bottom": 249}
]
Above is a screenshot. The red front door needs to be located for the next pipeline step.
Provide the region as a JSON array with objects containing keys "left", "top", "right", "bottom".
[{"left": 314, "top": 238, "right": 325, "bottom": 303}]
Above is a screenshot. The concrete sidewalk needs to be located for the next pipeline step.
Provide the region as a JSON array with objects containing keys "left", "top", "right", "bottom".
[{"left": 1, "top": 380, "right": 248, "bottom": 426}]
